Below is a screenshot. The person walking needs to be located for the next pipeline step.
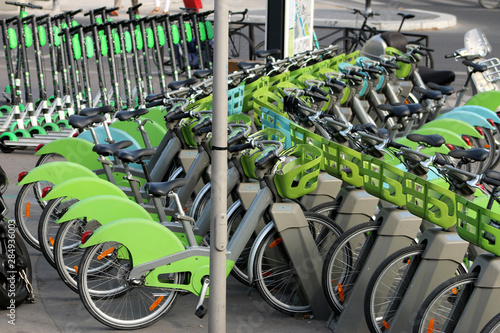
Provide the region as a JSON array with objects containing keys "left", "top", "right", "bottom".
[
  {"left": 110, "top": 0, "right": 139, "bottom": 16},
  {"left": 150, "top": 0, "right": 170, "bottom": 15}
]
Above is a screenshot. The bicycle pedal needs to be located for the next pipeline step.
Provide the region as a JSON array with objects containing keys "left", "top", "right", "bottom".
[{"left": 195, "top": 304, "right": 208, "bottom": 318}]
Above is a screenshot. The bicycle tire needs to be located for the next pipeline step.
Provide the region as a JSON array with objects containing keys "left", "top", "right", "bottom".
[
  {"left": 0, "top": 225, "right": 32, "bottom": 309},
  {"left": 78, "top": 241, "right": 179, "bottom": 329},
  {"left": 323, "top": 220, "right": 380, "bottom": 314},
  {"left": 38, "top": 197, "right": 77, "bottom": 268},
  {"left": 364, "top": 244, "right": 468, "bottom": 333},
  {"left": 53, "top": 218, "right": 89, "bottom": 293},
  {"left": 413, "top": 272, "right": 479, "bottom": 333},
  {"left": 481, "top": 312, "right": 500, "bottom": 333},
  {"left": 309, "top": 201, "right": 341, "bottom": 221},
  {"left": 228, "top": 31, "right": 255, "bottom": 61},
  {"left": 14, "top": 182, "right": 46, "bottom": 251},
  {"left": 253, "top": 211, "right": 344, "bottom": 315},
  {"left": 478, "top": 0, "right": 500, "bottom": 9},
  {"left": 331, "top": 36, "right": 360, "bottom": 55}
]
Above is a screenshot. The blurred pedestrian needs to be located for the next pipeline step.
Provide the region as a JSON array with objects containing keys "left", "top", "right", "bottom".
[
  {"left": 150, "top": 0, "right": 170, "bottom": 15},
  {"left": 110, "top": 0, "right": 139, "bottom": 16}
]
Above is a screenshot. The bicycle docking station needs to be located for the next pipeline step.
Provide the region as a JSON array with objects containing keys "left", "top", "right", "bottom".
[
  {"left": 328, "top": 205, "right": 422, "bottom": 333},
  {"left": 300, "top": 172, "right": 342, "bottom": 209},
  {"left": 332, "top": 187, "right": 379, "bottom": 231},
  {"left": 453, "top": 254, "right": 500, "bottom": 332},
  {"left": 270, "top": 202, "right": 331, "bottom": 320},
  {"left": 386, "top": 228, "right": 469, "bottom": 332}
]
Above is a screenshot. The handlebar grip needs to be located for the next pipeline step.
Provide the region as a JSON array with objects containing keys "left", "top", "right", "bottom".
[
  {"left": 255, "top": 152, "right": 276, "bottom": 169},
  {"left": 145, "top": 100, "right": 165, "bottom": 108},
  {"left": 414, "top": 49, "right": 426, "bottom": 56},
  {"left": 484, "top": 176, "right": 500, "bottom": 187},
  {"left": 192, "top": 118, "right": 212, "bottom": 133},
  {"left": 228, "top": 141, "right": 254, "bottom": 153},
  {"left": 396, "top": 56, "right": 411, "bottom": 64},
  {"left": 170, "top": 112, "right": 192, "bottom": 120},
  {"left": 389, "top": 140, "right": 409, "bottom": 150},
  {"left": 311, "top": 85, "right": 328, "bottom": 96},
  {"left": 444, "top": 53, "right": 455, "bottom": 59},
  {"left": 227, "top": 132, "right": 246, "bottom": 146},
  {"left": 345, "top": 74, "right": 364, "bottom": 83},
  {"left": 304, "top": 90, "right": 329, "bottom": 102}
]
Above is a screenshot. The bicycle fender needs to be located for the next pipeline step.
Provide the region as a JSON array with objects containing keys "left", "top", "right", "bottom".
[
  {"left": 465, "top": 90, "right": 500, "bottom": 112},
  {"left": 18, "top": 161, "right": 97, "bottom": 186},
  {"left": 35, "top": 138, "right": 103, "bottom": 170},
  {"left": 453, "top": 105, "right": 500, "bottom": 124},
  {"left": 410, "top": 127, "right": 471, "bottom": 149},
  {"left": 438, "top": 110, "right": 495, "bottom": 130},
  {"left": 421, "top": 118, "right": 483, "bottom": 138},
  {"left": 57, "top": 195, "right": 152, "bottom": 224},
  {"left": 42, "top": 177, "right": 127, "bottom": 202},
  {"left": 81, "top": 218, "right": 185, "bottom": 266}
]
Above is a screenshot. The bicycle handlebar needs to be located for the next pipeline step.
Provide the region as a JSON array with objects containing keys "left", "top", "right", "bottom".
[
  {"left": 229, "top": 8, "right": 249, "bottom": 22},
  {"left": 5, "top": 1, "right": 43, "bottom": 9},
  {"left": 228, "top": 141, "right": 254, "bottom": 153}
]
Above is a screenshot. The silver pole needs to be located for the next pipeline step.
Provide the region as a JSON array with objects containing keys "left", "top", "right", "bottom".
[
  {"left": 208, "top": 0, "right": 228, "bottom": 331},
  {"left": 365, "top": 0, "right": 372, "bottom": 13}
]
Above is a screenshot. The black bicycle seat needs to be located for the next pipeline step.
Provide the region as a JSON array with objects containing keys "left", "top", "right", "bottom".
[
  {"left": 193, "top": 69, "right": 213, "bottom": 79},
  {"left": 254, "top": 49, "right": 281, "bottom": 58},
  {"left": 116, "top": 148, "right": 156, "bottom": 164},
  {"left": 407, "top": 133, "right": 445, "bottom": 147},
  {"left": 448, "top": 148, "right": 489, "bottom": 162},
  {"left": 68, "top": 114, "right": 106, "bottom": 129},
  {"left": 79, "top": 105, "right": 114, "bottom": 117},
  {"left": 377, "top": 104, "right": 410, "bottom": 119},
  {"left": 93, "top": 140, "right": 133, "bottom": 156},
  {"left": 427, "top": 82, "right": 454, "bottom": 96},
  {"left": 115, "top": 109, "right": 149, "bottom": 121},
  {"left": 146, "top": 178, "right": 189, "bottom": 197},
  {"left": 463, "top": 60, "right": 488, "bottom": 73},
  {"left": 237, "top": 61, "right": 260, "bottom": 70},
  {"left": 397, "top": 13, "right": 415, "bottom": 20},
  {"left": 168, "top": 77, "right": 198, "bottom": 91},
  {"left": 418, "top": 66, "right": 455, "bottom": 86},
  {"left": 413, "top": 86, "right": 443, "bottom": 101}
]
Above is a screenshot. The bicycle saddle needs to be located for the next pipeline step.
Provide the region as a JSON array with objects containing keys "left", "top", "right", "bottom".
[
  {"left": 418, "top": 66, "right": 455, "bottom": 86},
  {"left": 146, "top": 178, "right": 189, "bottom": 197},
  {"left": 397, "top": 13, "right": 415, "bottom": 20},
  {"left": 377, "top": 104, "right": 411, "bottom": 119},
  {"left": 79, "top": 105, "right": 114, "bottom": 117},
  {"left": 448, "top": 148, "right": 489, "bottom": 162},
  {"left": 463, "top": 60, "right": 488, "bottom": 73},
  {"left": 115, "top": 148, "right": 156, "bottom": 164},
  {"left": 115, "top": 108, "right": 149, "bottom": 121},
  {"left": 193, "top": 69, "right": 213, "bottom": 79},
  {"left": 380, "top": 31, "right": 408, "bottom": 53},
  {"left": 255, "top": 49, "right": 281, "bottom": 58},
  {"left": 168, "top": 77, "right": 198, "bottom": 91},
  {"left": 413, "top": 86, "right": 443, "bottom": 100},
  {"left": 93, "top": 140, "right": 134, "bottom": 157},
  {"left": 237, "top": 61, "right": 260, "bottom": 70},
  {"left": 407, "top": 133, "right": 445, "bottom": 147},
  {"left": 427, "top": 82, "right": 454, "bottom": 96},
  {"left": 68, "top": 114, "right": 106, "bottom": 129}
]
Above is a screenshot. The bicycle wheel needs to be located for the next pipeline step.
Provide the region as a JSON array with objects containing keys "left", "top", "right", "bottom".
[
  {"left": 331, "top": 37, "right": 359, "bottom": 55},
  {"left": 413, "top": 272, "right": 478, "bottom": 333},
  {"left": 14, "top": 182, "right": 47, "bottom": 251},
  {"left": 189, "top": 183, "right": 211, "bottom": 220},
  {"left": 481, "top": 312, "right": 500, "bottom": 333},
  {"left": 472, "top": 127, "right": 496, "bottom": 172},
  {"left": 253, "top": 212, "right": 343, "bottom": 315},
  {"left": 53, "top": 218, "right": 90, "bottom": 293},
  {"left": 478, "top": 0, "right": 500, "bottom": 9},
  {"left": 309, "top": 201, "right": 340, "bottom": 220},
  {"left": 38, "top": 197, "right": 77, "bottom": 268},
  {"left": 0, "top": 226, "right": 32, "bottom": 308},
  {"left": 323, "top": 220, "right": 380, "bottom": 314},
  {"left": 364, "top": 244, "right": 468, "bottom": 333},
  {"left": 78, "top": 241, "right": 179, "bottom": 330},
  {"left": 228, "top": 31, "right": 255, "bottom": 61}
]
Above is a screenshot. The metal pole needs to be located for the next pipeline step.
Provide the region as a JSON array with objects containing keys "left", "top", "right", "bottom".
[
  {"left": 209, "top": 0, "right": 228, "bottom": 331},
  {"left": 52, "top": 0, "right": 60, "bottom": 11},
  {"left": 365, "top": 0, "right": 372, "bottom": 13}
]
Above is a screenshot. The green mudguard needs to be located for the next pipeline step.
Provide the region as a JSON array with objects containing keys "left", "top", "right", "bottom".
[
  {"left": 35, "top": 138, "right": 103, "bottom": 170},
  {"left": 42, "top": 177, "right": 127, "bottom": 202},
  {"left": 438, "top": 110, "right": 495, "bottom": 130},
  {"left": 58, "top": 195, "right": 152, "bottom": 224},
  {"left": 421, "top": 118, "right": 483, "bottom": 139},
  {"left": 18, "top": 161, "right": 97, "bottom": 186}
]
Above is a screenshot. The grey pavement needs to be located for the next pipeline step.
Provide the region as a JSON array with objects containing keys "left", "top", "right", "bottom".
[{"left": 0, "top": 1, "right": 459, "bottom": 332}]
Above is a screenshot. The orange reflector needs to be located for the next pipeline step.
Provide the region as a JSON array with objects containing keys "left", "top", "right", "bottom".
[
  {"left": 427, "top": 318, "right": 435, "bottom": 333},
  {"left": 484, "top": 144, "right": 490, "bottom": 149},
  {"left": 452, "top": 288, "right": 458, "bottom": 295},
  {"left": 74, "top": 266, "right": 78, "bottom": 274},
  {"left": 183, "top": 205, "right": 188, "bottom": 213},
  {"left": 49, "top": 237, "right": 54, "bottom": 246},
  {"left": 262, "top": 271, "right": 272, "bottom": 277},
  {"left": 97, "top": 247, "right": 115, "bottom": 260},
  {"left": 26, "top": 201, "right": 31, "bottom": 218},
  {"left": 269, "top": 237, "right": 282, "bottom": 248},
  {"left": 149, "top": 296, "right": 164, "bottom": 311},
  {"left": 383, "top": 321, "right": 390, "bottom": 330},
  {"left": 338, "top": 283, "right": 345, "bottom": 302}
]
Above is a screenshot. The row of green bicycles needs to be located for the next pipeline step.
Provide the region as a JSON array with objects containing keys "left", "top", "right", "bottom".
[{"left": 6, "top": 10, "right": 500, "bottom": 332}]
